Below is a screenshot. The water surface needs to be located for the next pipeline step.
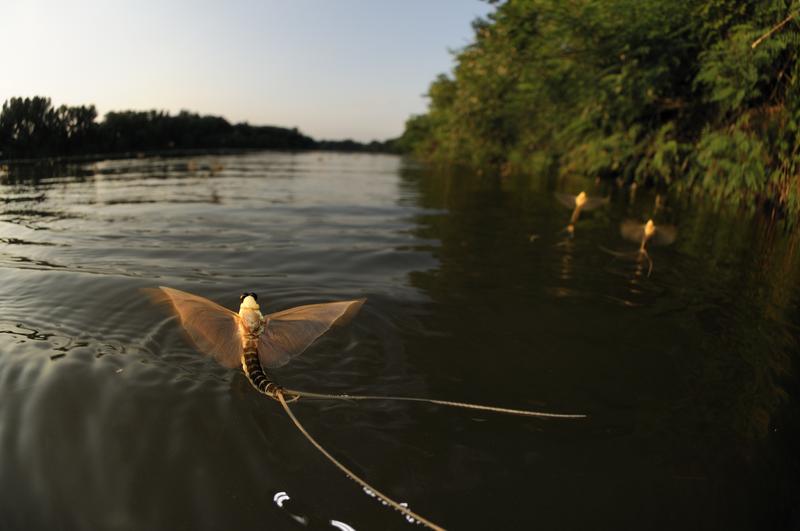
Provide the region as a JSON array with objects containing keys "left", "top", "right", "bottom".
[{"left": 1, "top": 152, "right": 798, "bottom": 530}]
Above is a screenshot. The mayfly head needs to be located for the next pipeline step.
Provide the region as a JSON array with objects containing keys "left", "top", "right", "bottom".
[
  {"left": 239, "top": 292, "right": 260, "bottom": 310},
  {"left": 575, "top": 191, "right": 587, "bottom": 208}
]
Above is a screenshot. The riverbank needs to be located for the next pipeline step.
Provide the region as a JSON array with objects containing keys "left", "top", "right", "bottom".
[{"left": 398, "top": 1, "right": 800, "bottom": 216}]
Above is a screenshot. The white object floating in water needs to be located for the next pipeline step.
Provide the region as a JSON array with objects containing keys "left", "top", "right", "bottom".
[
  {"left": 273, "top": 491, "right": 290, "bottom": 508},
  {"left": 330, "top": 520, "right": 357, "bottom": 531}
]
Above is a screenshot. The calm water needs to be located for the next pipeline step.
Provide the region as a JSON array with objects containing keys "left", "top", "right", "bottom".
[{"left": 0, "top": 152, "right": 798, "bottom": 530}]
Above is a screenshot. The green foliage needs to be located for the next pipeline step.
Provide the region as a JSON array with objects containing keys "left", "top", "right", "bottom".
[
  {"left": 402, "top": 0, "right": 800, "bottom": 214},
  {"left": 695, "top": 127, "right": 768, "bottom": 196}
]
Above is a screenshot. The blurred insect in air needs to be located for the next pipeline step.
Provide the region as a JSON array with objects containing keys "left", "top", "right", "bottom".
[
  {"left": 555, "top": 191, "right": 609, "bottom": 236},
  {"left": 617, "top": 219, "right": 677, "bottom": 276},
  {"left": 653, "top": 194, "right": 665, "bottom": 215},
  {"left": 145, "top": 286, "right": 586, "bottom": 531}
]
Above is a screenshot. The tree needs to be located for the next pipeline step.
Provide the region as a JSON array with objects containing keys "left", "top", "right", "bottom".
[{"left": 402, "top": 0, "right": 800, "bottom": 213}]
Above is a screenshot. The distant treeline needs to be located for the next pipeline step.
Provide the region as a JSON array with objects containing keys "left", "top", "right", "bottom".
[
  {"left": 0, "top": 96, "right": 396, "bottom": 160},
  {"left": 400, "top": 1, "right": 800, "bottom": 214},
  {"left": 316, "top": 138, "right": 398, "bottom": 153}
]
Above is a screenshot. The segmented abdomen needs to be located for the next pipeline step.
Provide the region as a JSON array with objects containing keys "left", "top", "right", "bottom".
[{"left": 241, "top": 337, "right": 276, "bottom": 396}]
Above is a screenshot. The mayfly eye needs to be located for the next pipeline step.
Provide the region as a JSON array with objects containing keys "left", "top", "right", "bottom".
[
  {"left": 251, "top": 292, "right": 258, "bottom": 301},
  {"left": 240, "top": 293, "right": 247, "bottom": 302}
]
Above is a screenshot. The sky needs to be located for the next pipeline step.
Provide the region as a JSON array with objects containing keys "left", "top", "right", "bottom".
[{"left": 1, "top": 0, "right": 493, "bottom": 142}]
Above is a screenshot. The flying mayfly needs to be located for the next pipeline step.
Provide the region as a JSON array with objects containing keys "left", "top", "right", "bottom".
[
  {"left": 618, "top": 218, "right": 677, "bottom": 275},
  {"left": 146, "top": 286, "right": 587, "bottom": 531},
  {"left": 555, "top": 191, "right": 609, "bottom": 235}
]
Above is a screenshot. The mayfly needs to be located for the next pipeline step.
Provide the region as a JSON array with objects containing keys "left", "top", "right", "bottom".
[
  {"left": 146, "top": 286, "right": 587, "bottom": 530},
  {"left": 618, "top": 218, "right": 677, "bottom": 275},
  {"left": 555, "top": 191, "right": 609, "bottom": 234},
  {"left": 621, "top": 218, "right": 677, "bottom": 253}
]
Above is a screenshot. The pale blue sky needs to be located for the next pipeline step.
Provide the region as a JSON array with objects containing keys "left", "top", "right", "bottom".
[{"left": 1, "top": 1, "right": 493, "bottom": 141}]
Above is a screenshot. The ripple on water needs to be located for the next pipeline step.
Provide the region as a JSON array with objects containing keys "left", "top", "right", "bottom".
[{"left": 1, "top": 152, "right": 798, "bottom": 530}]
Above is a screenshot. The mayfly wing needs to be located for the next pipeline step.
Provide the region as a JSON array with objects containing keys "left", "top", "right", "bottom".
[
  {"left": 652, "top": 224, "right": 677, "bottom": 246},
  {"left": 259, "top": 298, "right": 365, "bottom": 369},
  {"left": 581, "top": 196, "right": 610, "bottom": 211},
  {"left": 554, "top": 192, "right": 577, "bottom": 209},
  {"left": 620, "top": 220, "right": 645, "bottom": 243},
  {"left": 145, "top": 286, "right": 243, "bottom": 368}
]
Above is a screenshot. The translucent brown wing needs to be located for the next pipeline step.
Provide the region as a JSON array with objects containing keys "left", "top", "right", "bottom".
[
  {"left": 145, "top": 286, "right": 243, "bottom": 368},
  {"left": 620, "top": 220, "right": 645, "bottom": 243},
  {"left": 555, "top": 192, "right": 577, "bottom": 208},
  {"left": 259, "top": 298, "right": 365, "bottom": 369},
  {"left": 582, "top": 196, "right": 610, "bottom": 211},
  {"left": 651, "top": 224, "right": 677, "bottom": 246}
]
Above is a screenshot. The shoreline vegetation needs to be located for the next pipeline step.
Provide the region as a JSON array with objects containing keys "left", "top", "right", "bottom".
[
  {"left": 0, "top": 96, "right": 397, "bottom": 163},
  {"left": 397, "top": 1, "right": 800, "bottom": 216}
]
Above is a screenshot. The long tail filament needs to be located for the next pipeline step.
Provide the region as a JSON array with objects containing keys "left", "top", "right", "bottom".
[
  {"left": 268, "top": 382, "right": 587, "bottom": 531},
  {"left": 282, "top": 388, "right": 587, "bottom": 419},
  {"left": 275, "top": 389, "right": 446, "bottom": 531}
]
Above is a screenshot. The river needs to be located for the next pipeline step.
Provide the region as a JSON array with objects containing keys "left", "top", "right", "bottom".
[{"left": 0, "top": 151, "right": 797, "bottom": 530}]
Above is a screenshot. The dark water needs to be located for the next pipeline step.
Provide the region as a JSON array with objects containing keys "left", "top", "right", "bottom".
[{"left": 1, "top": 152, "right": 798, "bottom": 531}]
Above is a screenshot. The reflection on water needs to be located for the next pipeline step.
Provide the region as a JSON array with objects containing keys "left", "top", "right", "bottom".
[{"left": 0, "top": 153, "right": 798, "bottom": 530}]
